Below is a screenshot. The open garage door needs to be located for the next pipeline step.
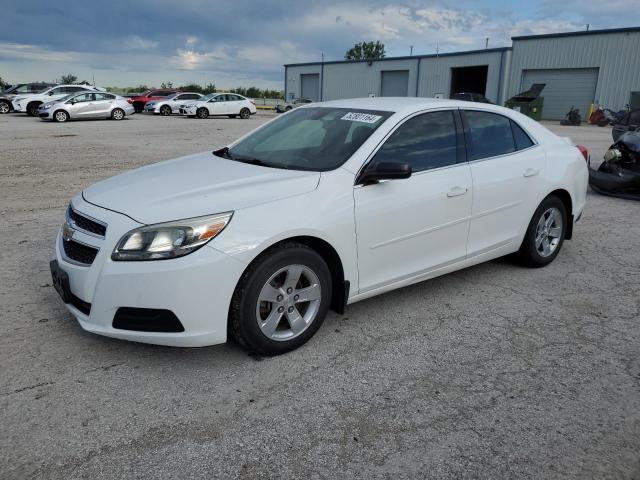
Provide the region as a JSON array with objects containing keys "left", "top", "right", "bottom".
[
  {"left": 521, "top": 68, "right": 598, "bottom": 120},
  {"left": 381, "top": 70, "right": 409, "bottom": 97},
  {"left": 300, "top": 74, "right": 320, "bottom": 101}
]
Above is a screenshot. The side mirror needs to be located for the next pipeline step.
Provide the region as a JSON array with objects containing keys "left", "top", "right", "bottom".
[{"left": 357, "top": 161, "right": 412, "bottom": 185}]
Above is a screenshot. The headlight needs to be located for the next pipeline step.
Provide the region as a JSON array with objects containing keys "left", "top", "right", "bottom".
[
  {"left": 147, "top": 102, "right": 155, "bottom": 107},
  {"left": 604, "top": 148, "right": 621, "bottom": 162},
  {"left": 42, "top": 104, "right": 52, "bottom": 110},
  {"left": 112, "top": 212, "right": 232, "bottom": 261}
]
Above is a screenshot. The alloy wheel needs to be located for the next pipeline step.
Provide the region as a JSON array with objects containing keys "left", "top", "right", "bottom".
[
  {"left": 0, "top": 102, "right": 9, "bottom": 114},
  {"left": 535, "top": 207, "right": 563, "bottom": 257},
  {"left": 55, "top": 111, "right": 68, "bottom": 122},
  {"left": 112, "top": 109, "right": 124, "bottom": 120},
  {"left": 255, "top": 264, "right": 322, "bottom": 341}
]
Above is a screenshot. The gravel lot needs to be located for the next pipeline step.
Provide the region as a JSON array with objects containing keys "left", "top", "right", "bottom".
[{"left": 1, "top": 112, "right": 639, "bottom": 479}]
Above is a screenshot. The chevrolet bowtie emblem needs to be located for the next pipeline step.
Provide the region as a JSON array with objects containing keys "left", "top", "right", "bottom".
[{"left": 62, "top": 223, "right": 74, "bottom": 242}]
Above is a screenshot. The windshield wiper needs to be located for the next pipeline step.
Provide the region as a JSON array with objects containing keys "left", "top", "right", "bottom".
[{"left": 213, "top": 147, "right": 277, "bottom": 168}]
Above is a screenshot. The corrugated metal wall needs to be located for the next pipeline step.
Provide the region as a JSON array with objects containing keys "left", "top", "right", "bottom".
[
  {"left": 417, "top": 50, "right": 508, "bottom": 103},
  {"left": 322, "top": 59, "right": 419, "bottom": 100},
  {"left": 285, "top": 30, "right": 640, "bottom": 112},
  {"left": 285, "top": 52, "right": 510, "bottom": 103},
  {"left": 508, "top": 31, "right": 640, "bottom": 111}
]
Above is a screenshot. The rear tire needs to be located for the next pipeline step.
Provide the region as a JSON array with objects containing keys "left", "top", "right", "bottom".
[
  {"left": 240, "top": 108, "right": 251, "bottom": 119},
  {"left": 27, "top": 102, "right": 41, "bottom": 116},
  {"left": 0, "top": 100, "right": 10, "bottom": 114},
  {"left": 517, "top": 195, "right": 567, "bottom": 267},
  {"left": 111, "top": 108, "right": 125, "bottom": 120},
  {"left": 229, "top": 242, "right": 332, "bottom": 355},
  {"left": 53, "top": 110, "right": 69, "bottom": 122},
  {"left": 160, "top": 105, "right": 172, "bottom": 116},
  {"left": 196, "top": 107, "right": 209, "bottom": 119}
]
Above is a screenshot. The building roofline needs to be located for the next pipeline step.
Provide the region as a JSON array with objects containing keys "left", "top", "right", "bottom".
[
  {"left": 283, "top": 46, "right": 511, "bottom": 68},
  {"left": 512, "top": 26, "right": 640, "bottom": 41}
]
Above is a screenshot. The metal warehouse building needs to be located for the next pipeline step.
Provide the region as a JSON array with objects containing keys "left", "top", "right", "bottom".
[{"left": 284, "top": 26, "right": 640, "bottom": 120}]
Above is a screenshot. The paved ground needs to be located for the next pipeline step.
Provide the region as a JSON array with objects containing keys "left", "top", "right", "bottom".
[{"left": 1, "top": 112, "right": 639, "bottom": 479}]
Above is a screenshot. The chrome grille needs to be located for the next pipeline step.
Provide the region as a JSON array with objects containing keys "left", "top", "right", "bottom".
[{"left": 67, "top": 206, "right": 107, "bottom": 237}]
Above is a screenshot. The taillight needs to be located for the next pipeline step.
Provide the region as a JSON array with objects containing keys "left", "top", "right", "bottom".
[
  {"left": 577, "top": 145, "right": 589, "bottom": 162},
  {"left": 127, "top": 98, "right": 133, "bottom": 104}
]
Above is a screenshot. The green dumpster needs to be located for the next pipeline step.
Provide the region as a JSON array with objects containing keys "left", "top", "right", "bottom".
[{"left": 505, "top": 83, "right": 545, "bottom": 121}]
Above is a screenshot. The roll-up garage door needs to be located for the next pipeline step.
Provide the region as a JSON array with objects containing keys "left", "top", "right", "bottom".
[
  {"left": 300, "top": 74, "right": 320, "bottom": 101},
  {"left": 521, "top": 68, "right": 598, "bottom": 120},
  {"left": 381, "top": 70, "right": 409, "bottom": 97}
]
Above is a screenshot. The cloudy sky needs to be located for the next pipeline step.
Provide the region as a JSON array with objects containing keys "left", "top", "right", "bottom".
[{"left": 1, "top": 0, "right": 638, "bottom": 89}]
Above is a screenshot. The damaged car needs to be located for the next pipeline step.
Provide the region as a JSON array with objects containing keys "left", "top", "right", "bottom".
[{"left": 589, "top": 131, "right": 640, "bottom": 200}]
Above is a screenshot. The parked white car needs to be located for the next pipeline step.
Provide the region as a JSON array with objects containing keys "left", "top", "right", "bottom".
[
  {"left": 38, "top": 92, "right": 135, "bottom": 122},
  {"left": 50, "top": 98, "right": 588, "bottom": 355},
  {"left": 12, "top": 84, "right": 105, "bottom": 116},
  {"left": 180, "top": 92, "right": 256, "bottom": 119},
  {"left": 144, "top": 92, "right": 203, "bottom": 115}
]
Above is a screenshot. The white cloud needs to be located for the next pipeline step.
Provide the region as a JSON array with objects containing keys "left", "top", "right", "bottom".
[{"left": 123, "top": 35, "right": 159, "bottom": 51}]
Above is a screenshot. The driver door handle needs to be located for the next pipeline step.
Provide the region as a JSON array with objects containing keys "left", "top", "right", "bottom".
[
  {"left": 447, "top": 186, "right": 468, "bottom": 198},
  {"left": 523, "top": 168, "right": 539, "bottom": 177}
]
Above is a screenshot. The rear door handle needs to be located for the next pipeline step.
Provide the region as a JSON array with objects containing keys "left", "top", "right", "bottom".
[
  {"left": 447, "top": 186, "right": 468, "bottom": 198},
  {"left": 523, "top": 168, "right": 539, "bottom": 177}
]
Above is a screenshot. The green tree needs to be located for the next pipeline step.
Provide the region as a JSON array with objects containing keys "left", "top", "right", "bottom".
[
  {"left": 344, "top": 41, "right": 386, "bottom": 61},
  {"left": 0, "top": 76, "right": 6, "bottom": 90},
  {"left": 160, "top": 81, "right": 174, "bottom": 88},
  {"left": 60, "top": 74, "right": 78, "bottom": 84}
]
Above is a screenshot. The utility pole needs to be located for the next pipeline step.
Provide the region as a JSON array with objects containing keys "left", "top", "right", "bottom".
[
  {"left": 586, "top": 24, "right": 590, "bottom": 31},
  {"left": 410, "top": 45, "right": 413, "bottom": 56},
  {"left": 485, "top": 37, "right": 489, "bottom": 49}
]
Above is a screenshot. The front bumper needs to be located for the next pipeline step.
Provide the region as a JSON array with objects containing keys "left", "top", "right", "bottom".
[
  {"left": 38, "top": 112, "right": 50, "bottom": 118},
  {"left": 52, "top": 196, "right": 248, "bottom": 347},
  {"left": 588, "top": 164, "right": 640, "bottom": 200},
  {"left": 181, "top": 106, "right": 197, "bottom": 116}
]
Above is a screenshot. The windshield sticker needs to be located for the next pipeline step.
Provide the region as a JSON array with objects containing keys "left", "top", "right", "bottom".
[{"left": 341, "top": 112, "right": 383, "bottom": 124}]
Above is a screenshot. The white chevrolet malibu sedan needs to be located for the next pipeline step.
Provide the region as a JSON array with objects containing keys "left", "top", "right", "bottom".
[{"left": 51, "top": 98, "right": 588, "bottom": 355}]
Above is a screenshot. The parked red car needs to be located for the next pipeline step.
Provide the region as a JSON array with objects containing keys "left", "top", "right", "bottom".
[{"left": 127, "top": 89, "right": 181, "bottom": 113}]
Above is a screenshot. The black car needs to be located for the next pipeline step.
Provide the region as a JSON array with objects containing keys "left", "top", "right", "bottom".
[
  {"left": 612, "top": 109, "right": 640, "bottom": 141},
  {"left": 451, "top": 92, "right": 493, "bottom": 104},
  {"left": 0, "top": 83, "right": 56, "bottom": 114}
]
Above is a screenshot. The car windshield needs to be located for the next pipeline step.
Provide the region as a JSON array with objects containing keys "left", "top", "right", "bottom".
[
  {"left": 224, "top": 107, "right": 392, "bottom": 171},
  {"left": 200, "top": 93, "right": 216, "bottom": 101}
]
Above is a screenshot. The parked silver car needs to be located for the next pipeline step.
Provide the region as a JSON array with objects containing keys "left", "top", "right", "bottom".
[
  {"left": 38, "top": 92, "right": 135, "bottom": 122},
  {"left": 275, "top": 97, "right": 313, "bottom": 113},
  {"left": 144, "top": 92, "right": 204, "bottom": 115}
]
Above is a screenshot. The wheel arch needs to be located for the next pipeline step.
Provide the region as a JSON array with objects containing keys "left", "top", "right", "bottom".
[
  {"left": 545, "top": 188, "right": 573, "bottom": 239},
  {"left": 53, "top": 109, "right": 70, "bottom": 121},
  {"left": 234, "top": 235, "right": 349, "bottom": 315}
]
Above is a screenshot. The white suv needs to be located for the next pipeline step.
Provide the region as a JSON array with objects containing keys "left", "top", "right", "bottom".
[{"left": 12, "top": 85, "right": 104, "bottom": 116}]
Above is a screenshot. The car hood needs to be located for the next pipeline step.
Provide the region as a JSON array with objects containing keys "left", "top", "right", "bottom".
[{"left": 83, "top": 152, "right": 321, "bottom": 225}]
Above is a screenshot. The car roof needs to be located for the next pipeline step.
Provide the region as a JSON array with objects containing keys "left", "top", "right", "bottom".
[{"left": 316, "top": 97, "right": 493, "bottom": 114}]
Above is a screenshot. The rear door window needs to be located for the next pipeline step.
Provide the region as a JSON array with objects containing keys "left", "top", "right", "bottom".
[{"left": 463, "top": 110, "right": 516, "bottom": 160}]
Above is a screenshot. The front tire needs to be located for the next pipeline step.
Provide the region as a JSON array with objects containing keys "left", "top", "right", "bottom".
[
  {"left": 27, "top": 102, "right": 41, "bottom": 116},
  {"left": 229, "top": 242, "right": 332, "bottom": 355},
  {"left": 0, "top": 100, "right": 10, "bottom": 114},
  {"left": 160, "top": 105, "right": 172, "bottom": 116},
  {"left": 239, "top": 108, "right": 251, "bottom": 119},
  {"left": 53, "top": 110, "right": 69, "bottom": 122},
  {"left": 196, "top": 107, "right": 209, "bottom": 119},
  {"left": 518, "top": 195, "right": 567, "bottom": 267}
]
